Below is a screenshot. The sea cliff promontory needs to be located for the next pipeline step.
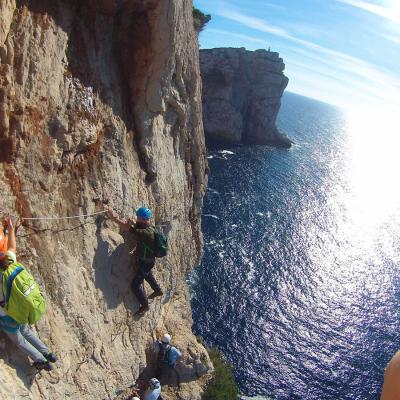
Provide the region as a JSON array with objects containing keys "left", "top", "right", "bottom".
[
  {"left": 0, "top": 1, "right": 211, "bottom": 399},
  {"left": 200, "top": 47, "right": 291, "bottom": 147}
]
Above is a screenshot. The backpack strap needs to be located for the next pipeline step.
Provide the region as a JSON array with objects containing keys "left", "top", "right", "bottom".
[
  {"left": 5, "top": 266, "right": 24, "bottom": 304},
  {"left": 157, "top": 343, "right": 169, "bottom": 363},
  {"left": 143, "top": 226, "right": 157, "bottom": 259}
]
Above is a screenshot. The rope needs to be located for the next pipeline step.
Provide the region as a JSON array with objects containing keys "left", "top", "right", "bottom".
[
  {"left": 21, "top": 210, "right": 107, "bottom": 221},
  {"left": 0, "top": 209, "right": 107, "bottom": 221},
  {"left": 1, "top": 206, "right": 171, "bottom": 225}
]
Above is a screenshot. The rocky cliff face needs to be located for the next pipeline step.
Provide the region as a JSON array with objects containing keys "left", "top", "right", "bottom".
[
  {"left": 200, "top": 47, "right": 291, "bottom": 147},
  {"left": 0, "top": 1, "right": 210, "bottom": 399}
]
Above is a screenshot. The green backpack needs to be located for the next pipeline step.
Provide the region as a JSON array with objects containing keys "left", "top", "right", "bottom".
[
  {"left": 1, "top": 262, "right": 46, "bottom": 324},
  {"left": 152, "top": 227, "right": 168, "bottom": 258}
]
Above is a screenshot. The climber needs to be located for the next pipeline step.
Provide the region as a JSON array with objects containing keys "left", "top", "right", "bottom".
[
  {"left": 0, "top": 214, "right": 57, "bottom": 371},
  {"left": 154, "top": 333, "right": 182, "bottom": 385},
  {"left": 131, "top": 378, "right": 163, "bottom": 400},
  {"left": 144, "top": 378, "right": 163, "bottom": 400},
  {"left": 107, "top": 207, "right": 163, "bottom": 316}
]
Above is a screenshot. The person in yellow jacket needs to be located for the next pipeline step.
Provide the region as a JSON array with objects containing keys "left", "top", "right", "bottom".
[{"left": 0, "top": 215, "right": 56, "bottom": 371}]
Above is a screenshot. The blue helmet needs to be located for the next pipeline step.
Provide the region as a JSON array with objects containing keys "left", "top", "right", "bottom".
[{"left": 136, "top": 207, "right": 152, "bottom": 220}]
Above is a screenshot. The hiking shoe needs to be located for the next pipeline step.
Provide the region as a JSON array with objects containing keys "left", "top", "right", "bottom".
[
  {"left": 44, "top": 352, "right": 57, "bottom": 363},
  {"left": 148, "top": 290, "right": 163, "bottom": 300},
  {"left": 136, "top": 305, "right": 149, "bottom": 316},
  {"left": 33, "top": 360, "right": 53, "bottom": 371}
]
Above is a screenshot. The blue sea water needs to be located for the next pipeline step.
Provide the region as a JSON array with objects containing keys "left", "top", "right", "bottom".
[{"left": 190, "top": 92, "right": 400, "bottom": 400}]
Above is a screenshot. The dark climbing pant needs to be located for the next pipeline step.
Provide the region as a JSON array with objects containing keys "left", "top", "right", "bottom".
[
  {"left": 131, "top": 258, "right": 160, "bottom": 307},
  {"left": 156, "top": 364, "right": 180, "bottom": 387}
]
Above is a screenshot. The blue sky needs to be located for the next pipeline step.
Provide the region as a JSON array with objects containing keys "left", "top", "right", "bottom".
[{"left": 194, "top": 0, "right": 400, "bottom": 111}]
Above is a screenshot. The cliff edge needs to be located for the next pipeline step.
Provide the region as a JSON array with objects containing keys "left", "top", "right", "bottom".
[
  {"left": 200, "top": 47, "right": 291, "bottom": 147},
  {"left": 0, "top": 0, "right": 210, "bottom": 399}
]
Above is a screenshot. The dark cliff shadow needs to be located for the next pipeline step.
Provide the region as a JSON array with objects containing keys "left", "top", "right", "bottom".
[
  {"left": 0, "top": 333, "right": 37, "bottom": 391},
  {"left": 139, "top": 344, "right": 158, "bottom": 380},
  {"left": 93, "top": 220, "right": 139, "bottom": 316}
]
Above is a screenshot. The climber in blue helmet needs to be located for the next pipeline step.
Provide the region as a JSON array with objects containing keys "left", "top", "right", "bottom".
[{"left": 107, "top": 206, "right": 163, "bottom": 316}]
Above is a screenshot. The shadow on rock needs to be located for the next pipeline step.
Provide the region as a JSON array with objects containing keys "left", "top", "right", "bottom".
[
  {"left": 174, "top": 360, "right": 209, "bottom": 386},
  {"left": 93, "top": 220, "right": 138, "bottom": 316},
  {"left": 0, "top": 333, "right": 37, "bottom": 391}
]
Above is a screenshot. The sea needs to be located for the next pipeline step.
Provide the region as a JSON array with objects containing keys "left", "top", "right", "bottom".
[{"left": 189, "top": 92, "right": 400, "bottom": 400}]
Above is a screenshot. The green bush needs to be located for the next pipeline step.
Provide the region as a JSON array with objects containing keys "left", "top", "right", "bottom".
[
  {"left": 193, "top": 7, "right": 211, "bottom": 33},
  {"left": 203, "top": 347, "right": 239, "bottom": 400}
]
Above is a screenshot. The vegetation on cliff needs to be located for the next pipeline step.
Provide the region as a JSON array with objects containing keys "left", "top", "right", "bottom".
[
  {"left": 193, "top": 7, "right": 211, "bottom": 33},
  {"left": 203, "top": 348, "right": 239, "bottom": 400}
]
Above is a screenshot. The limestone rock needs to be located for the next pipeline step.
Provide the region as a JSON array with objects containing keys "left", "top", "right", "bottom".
[
  {"left": 0, "top": 0, "right": 211, "bottom": 399},
  {"left": 200, "top": 47, "right": 292, "bottom": 147}
]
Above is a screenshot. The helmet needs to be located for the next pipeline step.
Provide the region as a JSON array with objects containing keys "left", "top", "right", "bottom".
[
  {"left": 136, "top": 207, "right": 152, "bottom": 220},
  {"left": 148, "top": 378, "right": 160, "bottom": 390},
  {"left": 0, "top": 228, "right": 7, "bottom": 261},
  {"left": 161, "top": 333, "right": 171, "bottom": 344}
]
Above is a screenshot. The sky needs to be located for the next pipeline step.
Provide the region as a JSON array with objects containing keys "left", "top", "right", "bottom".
[{"left": 194, "top": 0, "right": 400, "bottom": 112}]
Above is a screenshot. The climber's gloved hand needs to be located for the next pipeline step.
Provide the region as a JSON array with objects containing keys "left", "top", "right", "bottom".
[
  {"left": 127, "top": 214, "right": 137, "bottom": 226},
  {"left": 106, "top": 207, "right": 118, "bottom": 220}
]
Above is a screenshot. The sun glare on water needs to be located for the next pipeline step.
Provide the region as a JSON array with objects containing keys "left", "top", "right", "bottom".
[
  {"left": 343, "top": 106, "right": 400, "bottom": 232},
  {"left": 311, "top": 105, "right": 400, "bottom": 312}
]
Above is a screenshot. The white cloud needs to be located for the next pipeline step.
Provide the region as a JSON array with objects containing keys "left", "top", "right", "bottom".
[
  {"left": 336, "top": 0, "right": 400, "bottom": 23},
  {"left": 216, "top": 9, "right": 290, "bottom": 38},
  {"left": 215, "top": 7, "right": 400, "bottom": 110},
  {"left": 382, "top": 34, "right": 400, "bottom": 45},
  {"left": 206, "top": 28, "right": 267, "bottom": 45}
]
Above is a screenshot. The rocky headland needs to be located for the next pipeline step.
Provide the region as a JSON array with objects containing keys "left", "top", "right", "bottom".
[
  {"left": 0, "top": 1, "right": 211, "bottom": 399},
  {"left": 200, "top": 47, "right": 291, "bottom": 147}
]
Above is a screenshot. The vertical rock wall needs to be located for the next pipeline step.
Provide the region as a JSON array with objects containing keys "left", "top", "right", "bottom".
[
  {"left": 200, "top": 47, "right": 291, "bottom": 147},
  {"left": 0, "top": 1, "right": 210, "bottom": 399}
]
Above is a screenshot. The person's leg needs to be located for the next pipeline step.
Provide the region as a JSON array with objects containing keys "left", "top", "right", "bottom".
[
  {"left": 131, "top": 270, "right": 148, "bottom": 306},
  {"left": 156, "top": 364, "right": 167, "bottom": 385},
  {"left": 171, "top": 366, "right": 181, "bottom": 388},
  {"left": 3, "top": 326, "right": 47, "bottom": 363},
  {"left": 19, "top": 324, "right": 49, "bottom": 355},
  {"left": 144, "top": 270, "right": 161, "bottom": 294}
]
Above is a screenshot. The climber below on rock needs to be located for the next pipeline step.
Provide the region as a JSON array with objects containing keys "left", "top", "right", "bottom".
[
  {"left": 0, "top": 215, "right": 57, "bottom": 371},
  {"left": 107, "top": 207, "right": 164, "bottom": 316},
  {"left": 154, "top": 333, "right": 182, "bottom": 385},
  {"left": 132, "top": 377, "right": 163, "bottom": 400}
]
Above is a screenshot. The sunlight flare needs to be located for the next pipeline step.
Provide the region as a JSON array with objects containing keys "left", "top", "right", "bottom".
[{"left": 344, "top": 107, "right": 400, "bottom": 229}]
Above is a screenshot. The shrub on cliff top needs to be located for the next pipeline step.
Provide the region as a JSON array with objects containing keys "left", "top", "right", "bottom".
[
  {"left": 193, "top": 7, "right": 211, "bottom": 33},
  {"left": 203, "top": 347, "right": 239, "bottom": 400}
]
